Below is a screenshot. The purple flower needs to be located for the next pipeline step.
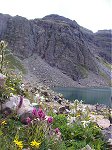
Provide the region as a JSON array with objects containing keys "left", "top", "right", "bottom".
[
  {"left": 37, "top": 108, "right": 45, "bottom": 120},
  {"left": 55, "top": 128, "right": 60, "bottom": 134},
  {"left": 26, "top": 117, "right": 31, "bottom": 124},
  {"left": 32, "top": 108, "right": 37, "bottom": 116},
  {"left": 18, "top": 96, "right": 23, "bottom": 108},
  {"left": 47, "top": 117, "right": 53, "bottom": 124}
]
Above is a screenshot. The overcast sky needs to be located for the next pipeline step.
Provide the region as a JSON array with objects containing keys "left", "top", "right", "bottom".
[{"left": 0, "top": 0, "right": 111, "bottom": 32}]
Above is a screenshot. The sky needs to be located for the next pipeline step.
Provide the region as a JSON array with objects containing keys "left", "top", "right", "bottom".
[{"left": 0, "top": 0, "right": 111, "bottom": 32}]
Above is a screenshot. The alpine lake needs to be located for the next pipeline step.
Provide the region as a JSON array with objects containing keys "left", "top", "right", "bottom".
[{"left": 52, "top": 87, "right": 112, "bottom": 107}]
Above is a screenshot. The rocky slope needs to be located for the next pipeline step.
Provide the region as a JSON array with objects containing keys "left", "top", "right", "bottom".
[{"left": 0, "top": 13, "right": 111, "bottom": 87}]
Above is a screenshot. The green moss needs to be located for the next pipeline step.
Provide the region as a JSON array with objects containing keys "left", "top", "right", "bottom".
[
  {"left": 103, "top": 61, "right": 111, "bottom": 70},
  {"left": 4, "top": 50, "right": 27, "bottom": 74},
  {"left": 96, "top": 56, "right": 111, "bottom": 70}
]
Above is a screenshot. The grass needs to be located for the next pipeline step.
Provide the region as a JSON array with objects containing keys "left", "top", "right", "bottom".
[
  {"left": 96, "top": 55, "right": 111, "bottom": 70},
  {"left": 99, "top": 70, "right": 111, "bottom": 86},
  {"left": 4, "top": 49, "right": 27, "bottom": 74}
]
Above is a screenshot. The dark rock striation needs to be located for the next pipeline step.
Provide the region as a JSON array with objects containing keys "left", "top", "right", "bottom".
[{"left": 0, "top": 13, "right": 111, "bottom": 83}]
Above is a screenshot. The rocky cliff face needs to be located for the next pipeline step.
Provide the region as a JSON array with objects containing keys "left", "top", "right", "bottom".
[{"left": 0, "top": 13, "right": 111, "bottom": 85}]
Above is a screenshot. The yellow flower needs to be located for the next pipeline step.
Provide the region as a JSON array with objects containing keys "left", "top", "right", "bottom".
[
  {"left": 30, "top": 140, "right": 41, "bottom": 148},
  {"left": 76, "top": 113, "right": 80, "bottom": 117},
  {"left": 10, "top": 87, "right": 15, "bottom": 91},
  {"left": 91, "top": 112, "right": 95, "bottom": 115},
  {"left": 94, "top": 125, "right": 99, "bottom": 129},
  {"left": 13, "top": 139, "right": 23, "bottom": 149},
  {"left": 1, "top": 120, "right": 7, "bottom": 125}
]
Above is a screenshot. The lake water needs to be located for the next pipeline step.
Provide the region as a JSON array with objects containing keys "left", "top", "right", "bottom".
[{"left": 52, "top": 87, "right": 112, "bottom": 107}]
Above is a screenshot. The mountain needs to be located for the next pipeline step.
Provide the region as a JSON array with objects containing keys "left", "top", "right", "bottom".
[{"left": 0, "top": 13, "right": 111, "bottom": 87}]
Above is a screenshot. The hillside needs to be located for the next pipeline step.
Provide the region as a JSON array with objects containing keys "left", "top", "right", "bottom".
[{"left": 0, "top": 13, "right": 111, "bottom": 87}]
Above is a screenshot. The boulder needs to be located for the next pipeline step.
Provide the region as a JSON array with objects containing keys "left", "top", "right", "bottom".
[
  {"left": 2, "top": 95, "right": 33, "bottom": 116},
  {"left": 20, "top": 112, "right": 33, "bottom": 124},
  {"left": 1, "top": 107, "right": 12, "bottom": 118},
  {"left": 89, "top": 114, "right": 104, "bottom": 122},
  {"left": 97, "top": 119, "right": 110, "bottom": 129}
]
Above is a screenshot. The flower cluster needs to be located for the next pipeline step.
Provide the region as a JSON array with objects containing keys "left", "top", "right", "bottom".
[
  {"left": 30, "top": 140, "right": 41, "bottom": 148},
  {"left": 13, "top": 138, "right": 23, "bottom": 149}
]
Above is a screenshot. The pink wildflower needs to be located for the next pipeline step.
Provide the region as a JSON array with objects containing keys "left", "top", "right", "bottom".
[
  {"left": 32, "top": 108, "right": 37, "bottom": 116},
  {"left": 26, "top": 117, "right": 31, "bottom": 124},
  {"left": 37, "top": 108, "right": 45, "bottom": 120},
  {"left": 47, "top": 116, "right": 53, "bottom": 124},
  {"left": 55, "top": 128, "right": 60, "bottom": 134}
]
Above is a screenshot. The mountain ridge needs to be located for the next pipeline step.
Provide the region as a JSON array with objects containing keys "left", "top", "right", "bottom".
[{"left": 0, "top": 13, "right": 111, "bottom": 87}]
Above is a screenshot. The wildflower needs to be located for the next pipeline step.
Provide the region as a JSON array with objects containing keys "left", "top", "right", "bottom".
[
  {"left": 37, "top": 108, "right": 45, "bottom": 120},
  {"left": 81, "top": 120, "right": 90, "bottom": 128},
  {"left": 55, "top": 128, "right": 61, "bottom": 139},
  {"left": 94, "top": 125, "right": 99, "bottom": 129},
  {"left": 1, "top": 120, "right": 7, "bottom": 125},
  {"left": 30, "top": 140, "right": 41, "bottom": 148},
  {"left": 32, "top": 108, "right": 37, "bottom": 116},
  {"left": 55, "top": 128, "right": 60, "bottom": 134},
  {"left": 0, "top": 40, "right": 5, "bottom": 48},
  {"left": 26, "top": 117, "right": 31, "bottom": 124},
  {"left": 13, "top": 139, "right": 23, "bottom": 149},
  {"left": 19, "top": 83, "right": 25, "bottom": 91},
  {"left": 91, "top": 111, "right": 95, "bottom": 115},
  {"left": 0, "top": 55, "right": 2, "bottom": 60},
  {"left": 40, "top": 96, "right": 45, "bottom": 101},
  {"left": 10, "top": 87, "right": 15, "bottom": 91},
  {"left": 34, "top": 93, "right": 40, "bottom": 102},
  {"left": 47, "top": 116, "right": 53, "bottom": 124},
  {"left": 10, "top": 93, "right": 13, "bottom": 96},
  {"left": 71, "top": 132, "right": 74, "bottom": 136},
  {"left": 76, "top": 114, "right": 80, "bottom": 117}
]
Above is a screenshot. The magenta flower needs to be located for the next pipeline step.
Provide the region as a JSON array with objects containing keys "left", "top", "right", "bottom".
[
  {"left": 32, "top": 108, "right": 37, "bottom": 116},
  {"left": 55, "top": 128, "right": 60, "bottom": 134},
  {"left": 37, "top": 108, "right": 45, "bottom": 120},
  {"left": 18, "top": 96, "right": 23, "bottom": 108},
  {"left": 47, "top": 117, "right": 53, "bottom": 124},
  {"left": 26, "top": 117, "right": 31, "bottom": 124}
]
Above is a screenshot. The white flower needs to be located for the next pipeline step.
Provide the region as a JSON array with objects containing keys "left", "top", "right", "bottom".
[
  {"left": 71, "top": 132, "right": 74, "bottom": 136},
  {"left": 0, "top": 55, "right": 2, "bottom": 60},
  {"left": 19, "top": 83, "right": 25, "bottom": 91},
  {"left": 40, "top": 96, "right": 45, "bottom": 101},
  {"left": 81, "top": 120, "right": 90, "bottom": 128},
  {"left": 10, "top": 93, "right": 14, "bottom": 96},
  {"left": 34, "top": 94, "right": 40, "bottom": 102}
]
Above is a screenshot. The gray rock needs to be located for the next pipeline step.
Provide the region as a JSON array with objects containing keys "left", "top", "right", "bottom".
[
  {"left": 0, "top": 13, "right": 111, "bottom": 86},
  {"left": 2, "top": 95, "right": 33, "bottom": 115}
]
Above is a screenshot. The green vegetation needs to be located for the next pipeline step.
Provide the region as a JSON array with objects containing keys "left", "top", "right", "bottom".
[
  {"left": 96, "top": 56, "right": 111, "bottom": 85},
  {"left": 96, "top": 55, "right": 111, "bottom": 70},
  {"left": 5, "top": 51, "right": 26, "bottom": 74},
  {"left": 0, "top": 41, "right": 110, "bottom": 149}
]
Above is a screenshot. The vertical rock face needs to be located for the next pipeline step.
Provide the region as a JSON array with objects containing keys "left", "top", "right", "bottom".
[
  {"left": 2, "top": 15, "right": 35, "bottom": 57},
  {"left": 0, "top": 13, "right": 10, "bottom": 38},
  {"left": 0, "top": 13, "right": 111, "bottom": 81},
  {"left": 94, "top": 30, "right": 112, "bottom": 63},
  {"left": 31, "top": 17, "right": 98, "bottom": 80}
]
